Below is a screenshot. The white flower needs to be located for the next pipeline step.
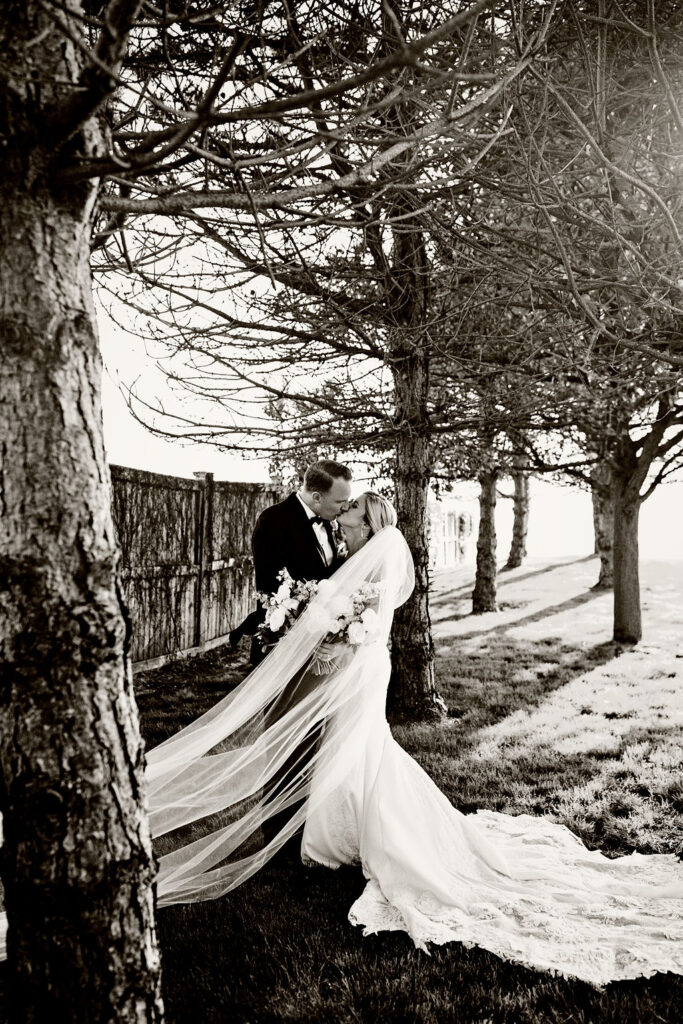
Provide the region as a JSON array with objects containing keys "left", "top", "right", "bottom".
[
  {"left": 276, "top": 581, "right": 291, "bottom": 601},
  {"left": 267, "top": 607, "right": 287, "bottom": 632},
  {"left": 360, "top": 608, "right": 379, "bottom": 634},
  {"left": 330, "top": 595, "right": 354, "bottom": 619},
  {"left": 347, "top": 620, "right": 367, "bottom": 645},
  {"left": 307, "top": 604, "right": 336, "bottom": 634}
]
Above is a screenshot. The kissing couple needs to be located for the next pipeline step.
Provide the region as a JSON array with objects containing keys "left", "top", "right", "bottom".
[
  {"left": 143, "top": 459, "right": 682, "bottom": 988},
  {"left": 229, "top": 459, "right": 394, "bottom": 665}
]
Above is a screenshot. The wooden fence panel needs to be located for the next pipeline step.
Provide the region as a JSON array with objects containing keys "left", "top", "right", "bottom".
[
  {"left": 212, "top": 482, "right": 274, "bottom": 559},
  {"left": 111, "top": 465, "right": 199, "bottom": 565},
  {"left": 110, "top": 465, "right": 280, "bottom": 667},
  {"left": 201, "top": 561, "right": 255, "bottom": 647},
  {"left": 121, "top": 566, "right": 199, "bottom": 663}
]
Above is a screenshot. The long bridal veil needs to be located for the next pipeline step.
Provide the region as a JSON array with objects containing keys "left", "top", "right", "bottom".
[
  {"left": 148, "top": 525, "right": 413, "bottom": 906},
  {"left": 0, "top": 526, "right": 412, "bottom": 959}
]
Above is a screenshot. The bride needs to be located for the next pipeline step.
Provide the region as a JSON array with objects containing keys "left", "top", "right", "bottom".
[{"left": 146, "top": 493, "right": 682, "bottom": 988}]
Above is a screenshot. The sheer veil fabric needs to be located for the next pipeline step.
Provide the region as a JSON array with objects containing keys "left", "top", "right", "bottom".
[
  {"left": 147, "top": 525, "right": 415, "bottom": 906},
  {"left": 0, "top": 526, "right": 411, "bottom": 960},
  {"left": 0, "top": 525, "right": 682, "bottom": 986}
]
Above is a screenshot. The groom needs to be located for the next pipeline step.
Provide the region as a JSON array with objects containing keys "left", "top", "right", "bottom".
[
  {"left": 229, "top": 459, "right": 352, "bottom": 665},
  {"left": 234, "top": 459, "right": 352, "bottom": 851}
]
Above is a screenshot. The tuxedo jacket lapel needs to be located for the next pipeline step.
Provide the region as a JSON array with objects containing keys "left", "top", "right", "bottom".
[
  {"left": 249, "top": 493, "right": 342, "bottom": 665},
  {"left": 323, "top": 519, "right": 337, "bottom": 560},
  {"left": 284, "top": 493, "right": 329, "bottom": 574},
  {"left": 252, "top": 492, "right": 338, "bottom": 598}
]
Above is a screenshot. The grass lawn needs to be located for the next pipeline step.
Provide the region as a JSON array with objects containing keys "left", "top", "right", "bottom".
[{"left": 136, "top": 554, "right": 682, "bottom": 1023}]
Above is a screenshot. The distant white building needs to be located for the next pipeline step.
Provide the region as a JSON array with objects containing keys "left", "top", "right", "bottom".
[{"left": 428, "top": 498, "right": 476, "bottom": 570}]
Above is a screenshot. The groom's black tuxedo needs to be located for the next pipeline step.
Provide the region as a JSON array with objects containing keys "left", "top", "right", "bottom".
[
  {"left": 252, "top": 492, "right": 342, "bottom": 596},
  {"left": 234, "top": 492, "right": 343, "bottom": 666},
  {"left": 246, "top": 493, "right": 345, "bottom": 849}
]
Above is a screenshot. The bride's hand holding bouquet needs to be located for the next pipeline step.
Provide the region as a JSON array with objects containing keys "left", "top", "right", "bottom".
[
  {"left": 255, "top": 569, "right": 382, "bottom": 672},
  {"left": 307, "top": 580, "right": 382, "bottom": 674}
]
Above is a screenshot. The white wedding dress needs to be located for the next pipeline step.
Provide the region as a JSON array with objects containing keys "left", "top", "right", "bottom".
[
  {"left": 301, "top": 640, "right": 683, "bottom": 986},
  {"left": 1, "top": 527, "right": 680, "bottom": 986}
]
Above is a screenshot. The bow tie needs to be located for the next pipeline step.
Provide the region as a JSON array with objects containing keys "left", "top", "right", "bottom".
[{"left": 310, "top": 515, "right": 328, "bottom": 526}]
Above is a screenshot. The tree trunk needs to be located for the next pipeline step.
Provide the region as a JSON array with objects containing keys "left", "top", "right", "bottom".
[
  {"left": 612, "top": 468, "right": 642, "bottom": 643},
  {"left": 472, "top": 468, "right": 498, "bottom": 613},
  {"left": 383, "top": 208, "right": 444, "bottom": 717},
  {"left": 381, "top": 110, "right": 445, "bottom": 719},
  {"left": 609, "top": 398, "right": 674, "bottom": 643},
  {"left": 504, "top": 457, "right": 530, "bottom": 570},
  {"left": 590, "top": 461, "right": 614, "bottom": 589},
  {"left": 0, "top": 5, "right": 164, "bottom": 1020},
  {"left": 388, "top": 351, "right": 446, "bottom": 720}
]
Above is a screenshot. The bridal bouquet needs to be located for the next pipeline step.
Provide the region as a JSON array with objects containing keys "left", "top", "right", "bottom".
[
  {"left": 256, "top": 571, "right": 382, "bottom": 668},
  {"left": 306, "top": 580, "right": 382, "bottom": 673},
  {"left": 256, "top": 569, "right": 319, "bottom": 652}
]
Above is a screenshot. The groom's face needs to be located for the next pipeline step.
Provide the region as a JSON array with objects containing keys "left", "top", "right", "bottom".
[{"left": 314, "top": 477, "right": 352, "bottom": 520}]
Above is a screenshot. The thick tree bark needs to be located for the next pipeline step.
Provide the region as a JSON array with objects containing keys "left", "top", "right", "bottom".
[
  {"left": 472, "top": 467, "right": 499, "bottom": 613},
  {"left": 504, "top": 456, "right": 530, "bottom": 570},
  {"left": 375, "top": 30, "right": 445, "bottom": 720},
  {"left": 389, "top": 357, "right": 445, "bottom": 719},
  {"left": 590, "top": 461, "right": 614, "bottom": 590},
  {"left": 613, "top": 493, "right": 641, "bottom": 643},
  {"left": 612, "top": 440, "right": 642, "bottom": 643},
  {"left": 610, "top": 391, "right": 680, "bottom": 643},
  {"left": 607, "top": 405, "right": 674, "bottom": 644},
  {"left": 378, "top": 2, "right": 446, "bottom": 721},
  {"left": 0, "top": 4, "right": 163, "bottom": 1021}
]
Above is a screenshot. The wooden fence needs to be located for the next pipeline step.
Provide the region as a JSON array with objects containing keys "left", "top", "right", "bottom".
[{"left": 110, "top": 465, "right": 280, "bottom": 668}]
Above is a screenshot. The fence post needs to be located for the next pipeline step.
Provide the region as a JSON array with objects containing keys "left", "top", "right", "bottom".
[{"left": 193, "top": 472, "right": 214, "bottom": 647}]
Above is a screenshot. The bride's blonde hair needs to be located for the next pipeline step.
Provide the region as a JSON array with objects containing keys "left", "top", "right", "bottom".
[{"left": 363, "top": 492, "right": 397, "bottom": 536}]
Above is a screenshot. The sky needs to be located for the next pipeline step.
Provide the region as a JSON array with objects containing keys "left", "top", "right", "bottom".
[
  {"left": 100, "top": 317, "right": 683, "bottom": 563},
  {"left": 100, "top": 315, "right": 272, "bottom": 483}
]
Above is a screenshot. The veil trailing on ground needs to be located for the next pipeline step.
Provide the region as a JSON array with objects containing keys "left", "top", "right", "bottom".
[{"left": 148, "top": 525, "right": 413, "bottom": 907}]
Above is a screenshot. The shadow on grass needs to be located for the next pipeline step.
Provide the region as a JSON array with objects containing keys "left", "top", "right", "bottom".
[
  {"left": 431, "top": 633, "right": 617, "bottom": 728},
  {"left": 136, "top": 644, "right": 252, "bottom": 749},
  {"left": 437, "top": 586, "right": 606, "bottom": 642},
  {"left": 430, "top": 554, "right": 596, "bottom": 608}
]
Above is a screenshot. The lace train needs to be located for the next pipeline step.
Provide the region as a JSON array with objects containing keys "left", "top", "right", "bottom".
[
  {"left": 302, "top": 717, "right": 683, "bottom": 987},
  {"left": 348, "top": 809, "right": 683, "bottom": 986}
]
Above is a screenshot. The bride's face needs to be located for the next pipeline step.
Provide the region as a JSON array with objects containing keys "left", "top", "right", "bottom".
[{"left": 337, "top": 494, "right": 367, "bottom": 529}]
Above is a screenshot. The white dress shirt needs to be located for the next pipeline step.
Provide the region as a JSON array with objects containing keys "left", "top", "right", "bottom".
[{"left": 296, "top": 493, "right": 334, "bottom": 565}]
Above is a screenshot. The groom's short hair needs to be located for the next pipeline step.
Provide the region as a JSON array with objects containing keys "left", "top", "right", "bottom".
[{"left": 304, "top": 459, "right": 352, "bottom": 493}]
